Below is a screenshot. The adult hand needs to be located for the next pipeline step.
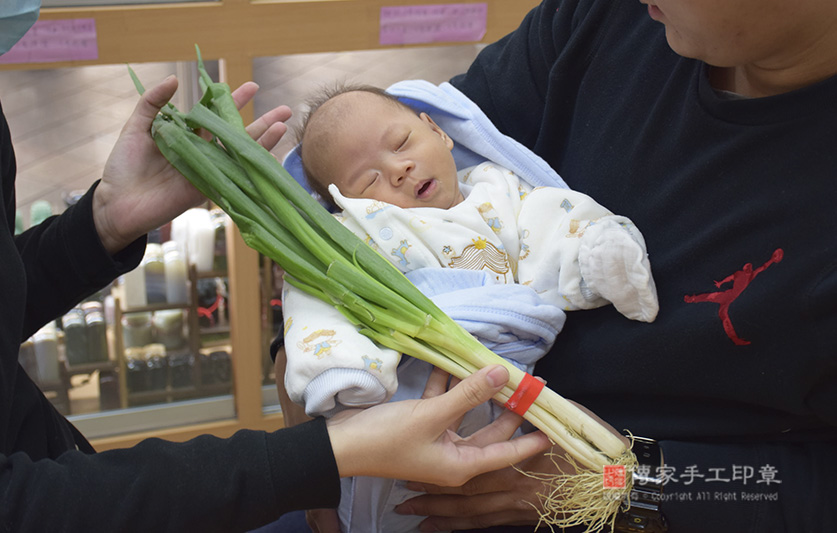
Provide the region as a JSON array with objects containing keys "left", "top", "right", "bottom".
[
  {"left": 394, "top": 401, "right": 629, "bottom": 532},
  {"left": 93, "top": 75, "right": 292, "bottom": 254},
  {"left": 326, "top": 365, "right": 551, "bottom": 486},
  {"left": 395, "top": 446, "right": 567, "bottom": 531},
  {"left": 304, "top": 508, "right": 341, "bottom": 533}
]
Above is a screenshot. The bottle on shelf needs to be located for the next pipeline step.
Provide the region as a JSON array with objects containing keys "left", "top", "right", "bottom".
[
  {"left": 143, "top": 243, "right": 166, "bottom": 304},
  {"left": 81, "top": 301, "right": 109, "bottom": 363},
  {"left": 162, "top": 240, "right": 188, "bottom": 305},
  {"left": 62, "top": 306, "right": 88, "bottom": 366},
  {"left": 172, "top": 208, "right": 215, "bottom": 274},
  {"left": 120, "top": 264, "right": 147, "bottom": 309},
  {"left": 190, "top": 209, "right": 215, "bottom": 273}
]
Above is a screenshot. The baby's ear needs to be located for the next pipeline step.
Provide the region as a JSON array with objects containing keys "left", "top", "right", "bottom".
[
  {"left": 420, "top": 112, "right": 454, "bottom": 150},
  {"left": 419, "top": 111, "right": 437, "bottom": 127}
]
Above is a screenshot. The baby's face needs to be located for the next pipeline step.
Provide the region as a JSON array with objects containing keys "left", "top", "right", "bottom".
[{"left": 308, "top": 91, "right": 463, "bottom": 209}]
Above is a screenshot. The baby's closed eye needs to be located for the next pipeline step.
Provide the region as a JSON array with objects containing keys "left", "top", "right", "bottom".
[{"left": 395, "top": 132, "right": 411, "bottom": 152}]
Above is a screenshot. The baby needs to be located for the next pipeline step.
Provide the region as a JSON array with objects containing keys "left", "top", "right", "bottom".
[{"left": 281, "top": 83, "right": 658, "bottom": 532}]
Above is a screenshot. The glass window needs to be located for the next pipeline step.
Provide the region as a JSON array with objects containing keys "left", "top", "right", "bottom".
[{"left": 3, "top": 60, "right": 241, "bottom": 439}]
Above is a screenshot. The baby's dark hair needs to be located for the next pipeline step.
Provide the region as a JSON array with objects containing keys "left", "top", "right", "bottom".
[{"left": 295, "top": 83, "right": 415, "bottom": 208}]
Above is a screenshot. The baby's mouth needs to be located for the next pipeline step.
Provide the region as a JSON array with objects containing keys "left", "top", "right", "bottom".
[{"left": 415, "top": 179, "right": 436, "bottom": 199}]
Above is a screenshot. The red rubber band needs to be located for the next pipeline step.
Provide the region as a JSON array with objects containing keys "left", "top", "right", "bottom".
[{"left": 504, "top": 372, "right": 544, "bottom": 416}]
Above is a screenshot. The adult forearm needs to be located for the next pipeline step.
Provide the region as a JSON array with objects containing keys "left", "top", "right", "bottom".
[
  {"left": 15, "top": 182, "right": 145, "bottom": 339},
  {"left": 0, "top": 421, "right": 339, "bottom": 532}
]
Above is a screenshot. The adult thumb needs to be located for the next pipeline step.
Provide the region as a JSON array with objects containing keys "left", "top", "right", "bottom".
[
  {"left": 130, "top": 75, "right": 179, "bottom": 129},
  {"left": 437, "top": 365, "right": 509, "bottom": 424}
]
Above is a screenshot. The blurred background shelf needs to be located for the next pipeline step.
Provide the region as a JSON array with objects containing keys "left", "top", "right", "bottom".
[{"left": 114, "top": 264, "right": 232, "bottom": 408}]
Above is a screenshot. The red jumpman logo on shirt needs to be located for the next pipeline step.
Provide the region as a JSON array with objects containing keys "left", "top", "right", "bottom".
[{"left": 683, "top": 248, "right": 784, "bottom": 346}]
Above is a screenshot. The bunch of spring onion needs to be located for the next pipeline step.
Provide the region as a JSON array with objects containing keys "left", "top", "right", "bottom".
[{"left": 130, "top": 46, "right": 638, "bottom": 532}]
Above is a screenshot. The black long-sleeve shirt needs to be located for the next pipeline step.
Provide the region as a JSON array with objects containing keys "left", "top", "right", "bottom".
[
  {"left": 452, "top": 0, "right": 837, "bottom": 531},
  {"left": 0, "top": 101, "right": 339, "bottom": 532}
]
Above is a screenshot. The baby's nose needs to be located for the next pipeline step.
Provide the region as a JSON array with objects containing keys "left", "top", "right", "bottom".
[{"left": 388, "top": 159, "right": 415, "bottom": 185}]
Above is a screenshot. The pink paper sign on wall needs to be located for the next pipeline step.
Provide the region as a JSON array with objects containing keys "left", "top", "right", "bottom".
[
  {"left": 380, "top": 3, "right": 487, "bottom": 45},
  {"left": 0, "top": 18, "right": 98, "bottom": 65}
]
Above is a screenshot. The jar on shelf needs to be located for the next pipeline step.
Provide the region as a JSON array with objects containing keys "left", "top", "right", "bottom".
[
  {"left": 98, "top": 370, "right": 121, "bottom": 411},
  {"left": 153, "top": 309, "right": 186, "bottom": 350},
  {"left": 162, "top": 240, "right": 188, "bottom": 305},
  {"left": 62, "top": 306, "right": 88, "bottom": 366},
  {"left": 81, "top": 301, "right": 109, "bottom": 363},
  {"left": 201, "top": 349, "right": 231, "bottom": 386},
  {"left": 32, "top": 323, "right": 60, "bottom": 384},
  {"left": 145, "top": 344, "right": 168, "bottom": 391},
  {"left": 122, "top": 312, "right": 153, "bottom": 349},
  {"left": 143, "top": 243, "right": 166, "bottom": 304},
  {"left": 169, "top": 352, "right": 194, "bottom": 389},
  {"left": 125, "top": 347, "right": 148, "bottom": 393}
]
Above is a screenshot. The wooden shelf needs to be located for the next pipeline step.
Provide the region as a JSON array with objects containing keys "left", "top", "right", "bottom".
[
  {"left": 200, "top": 325, "right": 230, "bottom": 337},
  {"left": 64, "top": 360, "right": 116, "bottom": 377},
  {"left": 196, "top": 270, "right": 228, "bottom": 279},
  {"left": 119, "top": 302, "right": 191, "bottom": 314},
  {"left": 113, "top": 264, "right": 231, "bottom": 408},
  {"left": 124, "top": 382, "right": 233, "bottom": 406}
]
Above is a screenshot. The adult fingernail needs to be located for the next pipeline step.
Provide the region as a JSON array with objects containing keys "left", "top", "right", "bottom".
[{"left": 486, "top": 366, "right": 508, "bottom": 388}]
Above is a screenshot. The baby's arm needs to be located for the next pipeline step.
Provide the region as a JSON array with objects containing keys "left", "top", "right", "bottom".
[
  {"left": 517, "top": 188, "right": 658, "bottom": 322},
  {"left": 281, "top": 283, "right": 400, "bottom": 417}
]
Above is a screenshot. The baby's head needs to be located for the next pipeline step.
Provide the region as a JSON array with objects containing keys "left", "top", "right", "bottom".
[{"left": 298, "top": 84, "right": 463, "bottom": 210}]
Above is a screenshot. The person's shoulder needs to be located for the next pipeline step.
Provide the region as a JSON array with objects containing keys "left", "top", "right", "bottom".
[{"left": 548, "top": 0, "right": 645, "bottom": 32}]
